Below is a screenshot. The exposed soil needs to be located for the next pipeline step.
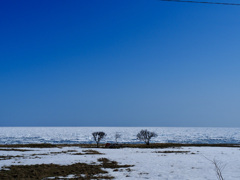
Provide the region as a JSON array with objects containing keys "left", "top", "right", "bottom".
[
  {"left": 0, "top": 144, "right": 57, "bottom": 148},
  {"left": 82, "top": 150, "right": 104, "bottom": 155},
  {"left": 153, "top": 150, "right": 191, "bottom": 154},
  {"left": 30, "top": 153, "right": 49, "bottom": 156},
  {"left": 0, "top": 155, "right": 24, "bottom": 161},
  {"left": 0, "top": 158, "right": 133, "bottom": 180},
  {"left": 119, "top": 143, "right": 240, "bottom": 149},
  {"left": 97, "top": 158, "right": 133, "bottom": 169},
  {"left": 0, "top": 148, "right": 31, "bottom": 152},
  {"left": 49, "top": 149, "right": 103, "bottom": 156}
]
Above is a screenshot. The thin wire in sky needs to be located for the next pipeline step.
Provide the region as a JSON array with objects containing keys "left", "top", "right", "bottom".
[{"left": 159, "top": 0, "right": 240, "bottom": 6}]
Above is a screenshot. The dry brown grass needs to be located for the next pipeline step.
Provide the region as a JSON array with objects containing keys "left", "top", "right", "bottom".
[
  {"left": 0, "top": 143, "right": 239, "bottom": 149},
  {"left": 0, "top": 158, "right": 133, "bottom": 180}
]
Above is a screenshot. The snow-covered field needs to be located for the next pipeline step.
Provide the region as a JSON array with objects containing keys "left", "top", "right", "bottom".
[
  {"left": 0, "top": 146, "right": 240, "bottom": 179},
  {"left": 0, "top": 127, "right": 240, "bottom": 144},
  {"left": 1, "top": 127, "right": 240, "bottom": 179}
]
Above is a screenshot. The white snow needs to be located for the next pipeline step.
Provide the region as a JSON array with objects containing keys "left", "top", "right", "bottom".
[{"left": 0, "top": 146, "right": 240, "bottom": 179}]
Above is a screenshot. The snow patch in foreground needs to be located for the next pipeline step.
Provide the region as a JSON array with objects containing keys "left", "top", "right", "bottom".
[{"left": 0, "top": 146, "right": 240, "bottom": 179}]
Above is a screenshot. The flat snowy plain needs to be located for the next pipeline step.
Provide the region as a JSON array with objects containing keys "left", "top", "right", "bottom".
[
  {"left": 1, "top": 127, "right": 240, "bottom": 179},
  {"left": 0, "top": 146, "right": 240, "bottom": 179}
]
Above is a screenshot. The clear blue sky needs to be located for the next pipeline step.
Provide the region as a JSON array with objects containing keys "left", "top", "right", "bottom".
[{"left": 1, "top": 0, "right": 240, "bottom": 127}]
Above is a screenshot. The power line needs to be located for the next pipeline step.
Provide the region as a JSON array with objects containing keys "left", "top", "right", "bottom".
[{"left": 159, "top": 0, "right": 240, "bottom": 6}]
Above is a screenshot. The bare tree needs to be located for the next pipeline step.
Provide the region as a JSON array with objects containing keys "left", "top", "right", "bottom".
[
  {"left": 92, "top": 132, "right": 106, "bottom": 148},
  {"left": 115, "top": 132, "right": 121, "bottom": 144},
  {"left": 136, "top": 129, "right": 157, "bottom": 145}
]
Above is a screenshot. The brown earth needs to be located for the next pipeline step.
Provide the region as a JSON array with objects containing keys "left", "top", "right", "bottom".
[{"left": 0, "top": 158, "right": 133, "bottom": 180}]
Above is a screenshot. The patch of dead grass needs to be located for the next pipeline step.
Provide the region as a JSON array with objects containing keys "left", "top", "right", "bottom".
[
  {"left": 0, "top": 148, "right": 31, "bottom": 152},
  {"left": 0, "top": 143, "right": 239, "bottom": 149},
  {"left": 0, "top": 158, "right": 133, "bottom": 179},
  {"left": 153, "top": 151, "right": 191, "bottom": 154},
  {"left": 82, "top": 150, "right": 104, "bottom": 155}
]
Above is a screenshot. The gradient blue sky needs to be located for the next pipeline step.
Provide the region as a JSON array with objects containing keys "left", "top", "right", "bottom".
[{"left": 1, "top": 0, "right": 240, "bottom": 127}]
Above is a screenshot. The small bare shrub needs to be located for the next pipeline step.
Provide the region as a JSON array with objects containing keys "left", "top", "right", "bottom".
[
  {"left": 115, "top": 132, "right": 121, "bottom": 144},
  {"left": 136, "top": 129, "right": 157, "bottom": 145},
  {"left": 211, "top": 159, "right": 225, "bottom": 180},
  {"left": 203, "top": 156, "right": 226, "bottom": 180}
]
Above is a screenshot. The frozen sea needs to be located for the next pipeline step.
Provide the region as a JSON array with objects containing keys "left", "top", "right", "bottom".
[{"left": 0, "top": 127, "right": 240, "bottom": 145}]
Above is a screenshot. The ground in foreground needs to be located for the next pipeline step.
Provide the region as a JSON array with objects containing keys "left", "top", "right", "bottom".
[{"left": 0, "top": 144, "right": 240, "bottom": 179}]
